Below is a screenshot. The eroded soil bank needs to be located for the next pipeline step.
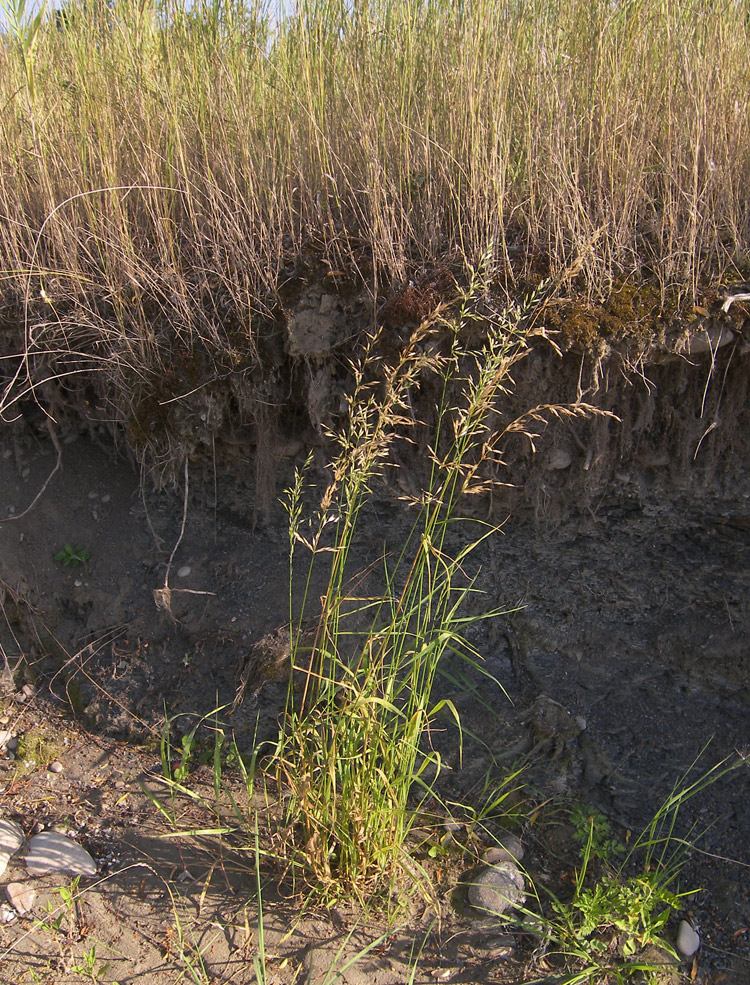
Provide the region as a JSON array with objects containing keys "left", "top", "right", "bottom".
[{"left": 0, "top": 286, "right": 748, "bottom": 984}]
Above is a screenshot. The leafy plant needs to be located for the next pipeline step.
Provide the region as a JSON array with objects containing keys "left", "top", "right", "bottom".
[
  {"left": 531, "top": 750, "right": 747, "bottom": 984},
  {"left": 54, "top": 544, "right": 91, "bottom": 567},
  {"left": 71, "top": 944, "right": 119, "bottom": 984},
  {"left": 570, "top": 804, "right": 625, "bottom": 865}
]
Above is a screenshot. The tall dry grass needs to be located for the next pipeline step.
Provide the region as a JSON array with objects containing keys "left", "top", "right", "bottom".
[{"left": 1, "top": 0, "right": 749, "bottom": 478}]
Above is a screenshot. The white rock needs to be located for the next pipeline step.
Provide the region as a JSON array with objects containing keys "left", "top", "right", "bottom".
[
  {"left": 6, "top": 882, "right": 36, "bottom": 915},
  {"left": 47, "top": 761, "right": 64, "bottom": 774},
  {"left": 468, "top": 861, "right": 526, "bottom": 916},
  {"left": 24, "top": 832, "right": 97, "bottom": 877},
  {"left": 0, "top": 730, "right": 13, "bottom": 749},
  {"left": 0, "top": 819, "right": 25, "bottom": 854},
  {"left": 176, "top": 565, "right": 192, "bottom": 579},
  {"left": 0, "top": 903, "right": 16, "bottom": 924},
  {"left": 676, "top": 919, "right": 700, "bottom": 957},
  {"left": 546, "top": 445, "right": 573, "bottom": 470}
]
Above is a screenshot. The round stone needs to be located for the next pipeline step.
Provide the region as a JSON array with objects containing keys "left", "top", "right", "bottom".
[
  {"left": 468, "top": 861, "right": 525, "bottom": 916},
  {"left": 483, "top": 833, "right": 524, "bottom": 865},
  {"left": 676, "top": 920, "right": 700, "bottom": 957},
  {"left": 176, "top": 565, "right": 192, "bottom": 578}
]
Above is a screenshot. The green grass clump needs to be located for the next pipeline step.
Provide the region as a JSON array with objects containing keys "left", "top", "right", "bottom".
[{"left": 271, "top": 254, "right": 589, "bottom": 896}]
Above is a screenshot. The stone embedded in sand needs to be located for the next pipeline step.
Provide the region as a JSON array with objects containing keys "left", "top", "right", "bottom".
[
  {"left": 0, "top": 819, "right": 25, "bottom": 879},
  {"left": 685, "top": 324, "right": 734, "bottom": 355},
  {"left": 468, "top": 860, "right": 525, "bottom": 916},
  {"left": 24, "top": 832, "right": 97, "bottom": 877},
  {"left": 546, "top": 445, "right": 573, "bottom": 470},
  {"left": 176, "top": 565, "right": 192, "bottom": 578},
  {"left": 482, "top": 833, "right": 524, "bottom": 865},
  {"left": 6, "top": 882, "right": 36, "bottom": 915},
  {"left": 676, "top": 919, "right": 700, "bottom": 957}
]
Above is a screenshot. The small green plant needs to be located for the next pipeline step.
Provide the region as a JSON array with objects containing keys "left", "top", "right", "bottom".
[
  {"left": 531, "top": 750, "right": 747, "bottom": 984},
  {"left": 570, "top": 804, "right": 625, "bottom": 865},
  {"left": 71, "top": 944, "right": 119, "bottom": 984},
  {"left": 54, "top": 544, "right": 91, "bottom": 567},
  {"left": 14, "top": 727, "right": 61, "bottom": 773}
]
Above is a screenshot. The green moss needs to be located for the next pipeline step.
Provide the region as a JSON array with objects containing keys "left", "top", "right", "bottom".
[{"left": 14, "top": 728, "right": 62, "bottom": 774}]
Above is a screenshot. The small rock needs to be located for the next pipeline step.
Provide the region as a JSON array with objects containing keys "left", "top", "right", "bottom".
[
  {"left": 22, "top": 684, "right": 34, "bottom": 698},
  {"left": 0, "top": 730, "right": 14, "bottom": 750},
  {"left": 6, "top": 737, "right": 17, "bottom": 752},
  {"left": 546, "top": 445, "right": 573, "bottom": 470},
  {"left": 685, "top": 324, "right": 734, "bottom": 355},
  {"left": 176, "top": 565, "right": 192, "bottom": 579},
  {"left": 676, "top": 919, "right": 700, "bottom": 957},
  {"left": 100, "top": 494, "right": 110, "bottom": 504},
  {"left": 484, "top": 934, "right": 516, "bottom": 958},
  {"left": 468, "top": 861, "right": 525, "bottom": 916},
  {"left": 0, "top": 903, "right": 16, "bottom": 924},
  {"left": 6, "top": 882, "right": 36, "bottom": 915},
  {"left": 483, "top": 833, "right": 524, "bottom": 865},
  {"left": 25, "top": 831, "right": 97, "bottom": 877},
  {"left": 47, "top": 761, "right": 64, "bottom": 774}
]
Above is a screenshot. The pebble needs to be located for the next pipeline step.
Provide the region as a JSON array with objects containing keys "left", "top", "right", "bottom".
[
  {"left": 483, "top": 933, "right": 516, "bottom": 958},
  {"left": 48, "top": 761, "right": 64, "bottom": 774},
  {"left": 100, "top": 494, "right": 110, "bottom": 504},
  {"left": 483, "top": 833, "right": 524, "bottom": 865},
  {"left": 546, "top": 445, "right": 573, "bottom": 470},
  {"left": 176, "top": 565, "right": 192, "bottom": 578},
  {"left": 24, "top": 831, "right": 97, "bottom": 877},
  {"left": 468, "top": 861, "right": 526, "bottom": 916},
  {"left": 0, "top": 904, "right": 16, "bottom": 924},
  {"left": 0, "top": 731, "right": 13, "bottom": 750},
  {"left": 676, "top": 919, "right": 700, "bottom": 957},
  {"left": 6, "top": 882, "right": 36, "bottom": 916}
]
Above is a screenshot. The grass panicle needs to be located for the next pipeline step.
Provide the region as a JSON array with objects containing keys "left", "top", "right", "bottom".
[{"left": 272, "top": 253, "right": 562, "bottom": 896}]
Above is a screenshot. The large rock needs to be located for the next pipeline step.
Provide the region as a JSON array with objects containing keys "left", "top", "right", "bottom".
[
  {"left": 0, "top": 819, "right": 25, "bottom": 879},
  {"left": 24, "top": 832, "right": 97, "bottom": 877},
  {"left": 468, "top": 860, "right": 525, "bottom": 916}
]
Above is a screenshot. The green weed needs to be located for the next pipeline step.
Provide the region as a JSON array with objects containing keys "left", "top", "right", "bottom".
[
  {"left": 53, "top": 544, "right": 90, "bottom": 568},
  {"left": 529, "top": 750, "right": 748, "bottom": 984}
]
